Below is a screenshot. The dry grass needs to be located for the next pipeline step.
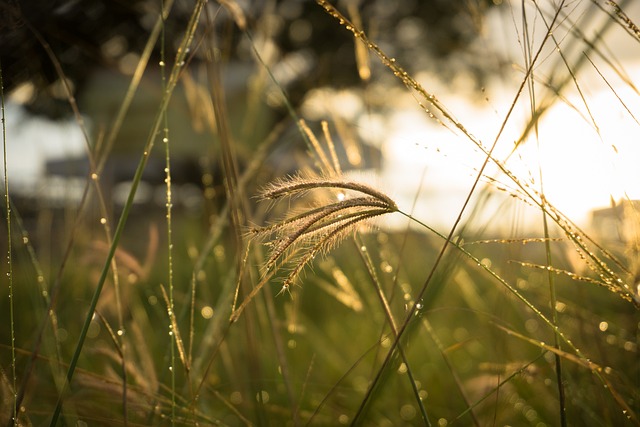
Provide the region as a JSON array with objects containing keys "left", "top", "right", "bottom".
[{"left": 1, "top": 1, "right": 639, "bottom": 426}]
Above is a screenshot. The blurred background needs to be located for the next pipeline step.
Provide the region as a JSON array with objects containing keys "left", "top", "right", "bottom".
[
  {"left": 1, "top": 0, "right": 639, "bottom": 234},
  {"left": 0, "top": 0, "right": 505, "bottom": 228}
]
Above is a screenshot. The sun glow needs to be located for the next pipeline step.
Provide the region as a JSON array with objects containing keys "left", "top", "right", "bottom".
[{"left": 382, "top": 68, "right": 640, "bottom": 231}]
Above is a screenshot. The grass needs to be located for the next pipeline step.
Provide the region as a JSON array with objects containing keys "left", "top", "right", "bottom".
[{"left": 1, "top": 0, "right": 640, "bottom": 425}]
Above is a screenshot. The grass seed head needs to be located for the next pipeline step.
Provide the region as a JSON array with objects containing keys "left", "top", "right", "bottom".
[{"left": 255, "top": 174, "right": 398, "bottom": 287}]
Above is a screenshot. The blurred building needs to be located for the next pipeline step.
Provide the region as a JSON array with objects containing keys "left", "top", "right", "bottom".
[{"left": 590, "top": 199, "right": 640, "bottom": 244}]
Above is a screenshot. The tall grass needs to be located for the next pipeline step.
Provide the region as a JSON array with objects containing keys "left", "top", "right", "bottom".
[{"left": 1, "top": 0, "right": 639, "bottom": 426}]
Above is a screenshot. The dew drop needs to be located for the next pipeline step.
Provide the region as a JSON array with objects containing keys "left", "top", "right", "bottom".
[{"left": 381, "top": 261, "right": 393, "bottom": 273}]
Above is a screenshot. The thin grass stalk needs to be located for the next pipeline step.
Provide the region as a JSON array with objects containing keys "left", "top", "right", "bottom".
[
  {"left": 205, "top": 9, "right": 270, "bottom": 426},
  {"left": 229, "top": 243, "right": 304, "bottom": 324},
  {"left": 317, "top": 0, "right": 639, "bottom": 306},
  {"left": 365, "top": 166, "right": 427, "bottom": 405},
  {"left": 535, "top": 100, "right": 567, "bottom": 427},
  {"left": 512, "top": 1, "right": 621, "bottom": 149},
  {"left": 450, "top": 353, "right": 546, "bottom": 425},
  {"left": 305, "top": 336, "right": 391, "bottom": 426},
  {"left": 354, "top": 235, "right": 430, "bottom": 426},
  {"left": 258, "top": 260, "right": 301, "bottom": 426},
  {"left": 158, "top": 6, "right": 179, "bottom": 424},
  {"left": 533, "top": 193, "right": 569, "bottom": 426},
  {"left": 93, "top": 311, "right": 128, "bottom": 425},
  {"left": 160, "top": 285, "right": 188, "bottom": 372},
  {"left": 585, "top": 53, "right": 640, "bottom": 125},
  {"left": 11, "top": 5, "right": 172, "bottom": 417},
  {"left": 321, "top": 120, "right": 342, "bottom": 176},
  {"left": 317, "top": 1, "right": 572, "bottom": 421},
  {"left": 421, "top": 318, "right": 481, "bottom": 427},
  {"left": 7, "top": 199, "right": 66, "bottom": 389},
  {"left": 293, "top": 354, "right": 316, "bottom": 423},
  {"left": 401, "top": 211, "right": 639, "bottom": 424},
  {"left": 0, "top": 60, "right": 17, "bottom": 427},
  {"left": 523, "top": 4, "right": 568, "bottom": 420},
  {"left": 16, "top": 19, "right": 127, "bottom": 423},
  {"left": 49, "top": 1, "right": 207, "bottom": 424},
  {"left": 189, "top": 121, "right": 288, "bottom": 410},
  {"left": 495, "top": 321, "right": 638, "bottom": 424},
  {"left": 205, "top": 9, "right": 244, "bottom": 250},
  {"left": 299, "top": 119, "right": 334, "bottom": 176}
]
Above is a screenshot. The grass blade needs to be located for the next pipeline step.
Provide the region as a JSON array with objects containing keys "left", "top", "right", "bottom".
[{"left": 49, "top": 1, "right": 207, "bottom": 424}]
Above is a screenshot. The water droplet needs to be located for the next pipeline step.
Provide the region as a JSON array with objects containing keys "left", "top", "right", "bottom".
[
  {"left": 381, "top": 261, "right": 393, "bottom": 273},
  {"left": 256, "top": 390, "right": 270, "bottom": 403}
]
